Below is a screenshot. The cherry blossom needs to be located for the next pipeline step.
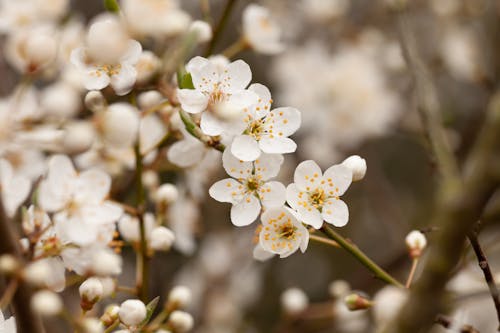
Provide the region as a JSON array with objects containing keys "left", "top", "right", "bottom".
[
  {"left": 242, "top": 4, "right": 284, "bottom": 54},
  {"left": 209, "top": 149, "right": 285, "bottom": 226},
  {"left": 230, "top": 83, "right": 301, "bottom": 161},
  {"left": 286, "top": 160, "right": 352, "bottom": 229}
]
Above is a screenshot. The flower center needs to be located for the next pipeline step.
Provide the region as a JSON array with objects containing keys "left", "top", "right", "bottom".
[
  {"left": 246, "top": 177, "right": 261, "bottom": 192},
  {"left": 278, "top": 221, "right": 297, "bottom": 240},
  {"left": 247, "top": 120, "right": 263, "bottom": 139},
  {"left": 309, "top": 188, "right": 326, "bottom": 209}
]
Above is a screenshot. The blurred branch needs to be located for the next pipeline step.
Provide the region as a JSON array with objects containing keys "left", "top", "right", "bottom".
[
  {"left": 321, "top": 225, "right": 404, "bottom": 288},
  {"left": 0, "top": 199, "right": 44, "bottom": 332},
  {"left": 204, "top": 0, "right": 238, "bottom": 57},
  {"left": 467, "top": 221, "right": 500, "bottom": 330},
  {"left": 435, "top": 314, "right": 480, "bottom": 333}
]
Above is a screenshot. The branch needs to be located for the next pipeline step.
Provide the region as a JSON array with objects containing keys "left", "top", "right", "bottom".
[
  {"left": 204, "top": 0, "right": 238, "bottom": 57},
  {"left": 435, "top": 314, "right": 480, "bottom": 333}
]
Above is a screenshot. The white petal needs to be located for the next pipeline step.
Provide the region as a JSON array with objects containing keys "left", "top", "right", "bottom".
[
  {"left": 79, "top": 202, "right": 123, "bottom": 225},
  {"left": 190, "top": 61, "right": 218, "bottom": 93},
  {"left": 209, "top": 178, "right": 244, "bottom": 204},
  {"left": 253, "top": 243, "right": 275, "bottom": 261},
  {"left": 230, "top": 194, "right": 260, "bottom": 226},
  {"left": 265, "top": 107, "right": 301, "bottom": 136},
  {"left": 120, "top": 39, "right": 142, "bottom": 65},
  {"left": 55, "top": 214, "right": 99, "bottom": 246},
  {"left": 167, "top": 139, "right": 206, "bottom": 167},
  {"left": 220, "top": 59, "right": 252, "bottom": 92},
  {"left": 322, "top": 198, "right": 349, "bottom": 227},
  {"left": 259, "top": 136, "right": 296, "bottom": 154},
  {"left": 254, "top": 153, "right": 283, "bottom": 180},
  {"left": 299, "top": 226, "right": 309, "bottom": 253},
  {"left": 74, "top": 169, "right": 111, "bottom": 204},
  {"left": 200, "top": 111, "right": 224, "bottom": 136},
  {"left": 110, "top": 64, "right": 137, "bottom": 96},
  {"left": 259, "top": 181, "right": 285, "bottom": 208},
  {"left": 248, "top": 83, "right": 272, "bottom": 118},
  {"left": 225, "top": 89, "right": 259, "bottom": 110},
  {"left": 295, "top": 205, "right": 323, "bottom": 229},
  {"left": 177, "top": 89, "right": 208, "bottom": 114},
  {"left": 70, "top": 47, "right": 88, "bottom": 70},
  {"left": 294, "top": 160, "right": 322, "bottom": 191},
  {"left": 222, "top": 145, "right": 253, "bottom": 179},
  {"left": 140, "top": 114, "right": 167, "bottom": 154},
  {"left": 231, "top": 135, "right": 261, "bottom": 161},
  {"left": 38, "top": 180, "right": 67, "bottom": 212},
  {"left": 2, "top": 175, "right": 30, "bottom": 217},
  {"left": 185, "top": 56, "right": 209, "bottom": 73},
  {"left": 82, "top": 68, "right": 111, "bottom": 91},
  {"left": 322, "top": 164, "right": 352, "bottom": 196},
  {"left": 285, "top": 183, "right": 302, "bottom": 211}
]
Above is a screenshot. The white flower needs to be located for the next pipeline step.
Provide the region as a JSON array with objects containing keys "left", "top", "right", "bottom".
[
  {"left": 119, "top": 299, "right": 147, "bottom": 327},
  {"left": 23, "top": 258, "right": 66, "bottom": 292},
  {"left": 149, "top": 226, "right": 175, "bottom": 251},
  {"left": 177, "top": 56, "right": 258, "bottom": 136},
  {"left": 167, "top": 311, "right": 194, "bottom": 333},
  {"left": 281, "top": 287, "right": 309, "bottom": 314},
  {"left": 79, "top": 277, "right": 104, "bottom": 304},
  {"left": 0, "top": 311, "right": 16, "bottom": 333},
  {"left": 31, "top": 290, "right": 63, "bottom": 316},
  {"left": 0, "top": 159, "right": 30, "bottom": 218},
  {"left": 168, "top": 286, "right": 192, "bottom": 309},
  {"left": 242, "top": 4, "right": 284, "bottom": 54},
  {"left": 154, "top": 184, "right": 179, "bottom": 204},
  {"left": 167, "top": 116, "right": 208, "bottom": 168},
  {"left": 373, "top": 286, "right": 408, "bottom": 328},
  {"left": 341, "top": 155, "right": 367, "bottom": 182},
  {"left": 209, "top": 149, "right": 285, "bottom": 226},
  {"left": 71, "top": 17, "right": 142, "bottom": 96},
  {"left": 258, "top": 207, "right": 309, "bottom": 258},
  {"left": 286, "top": 160, "right": 352, "bottom": 229},
  {"left": 38, "top": 155, "right": 123, "bottom": 246},
  {"left": 189, "top": 20, "right": 212, "bottom": 43},
  {"left": 405, "top": 230, "right": 427, "bottom": 258},
  {"left": 100, "top": 103, "right": 140, "bottom": 149},
  {"left": 230, "top": 83, "right": 301, "bottom": 161}
]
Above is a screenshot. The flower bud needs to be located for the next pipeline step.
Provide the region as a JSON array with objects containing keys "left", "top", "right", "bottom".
[
  {"left": 31, "top": 290, "right": 63, "bottom": 316},
  {"left": 80, "top": 318, "right": 104, "bottom": 333},
  {"left": 79, "top": 277, "right": 104, "bottom": 311},
  {"left": 154, "top": 184, "right": 178, "bottom": 204},
  {"left": 150, "top": 226, "right": 175, "bottom": 251},
  {"left": 90, "top": 249, "right": 122, "bottom": 276},
  {"left": 328, "top": 280, "right": 351, "bottom": 298},
  {"left": 86, "top": 16, "right": 128, "bottom": 64},
  {"left": 101, "top": 103, "right": 140, "bottom": 148},
  {"left": 167, "top": 286, "right": 192, "bottom": 309},
  {"left": 41, "top": 83, "right": 80, "bottom": 119},
  {"left": 24, "top": 260, "right": 51, "bottom": 287},
  {"left": 167, "top": 311, "right": 194, "bottom": 333},
  {"left": 25, "top": 34, "right": 57, "bottom": 70},
  {"left": 99, "top": 277, "right": 116, "bottom": 297},
  {"left": 0, "top": 254, "right": 20, "bottom": 275},
  {"left": 373, "top": 286, "right": 408, "bottom": 326},
  {"left": 189, "top": 20, "right": 212, "bottom": 43},
  {"left": 136, "top": 51, "right": 161, "bottom": 85},
  {"left": 138, "top": 91, "right": 164, "bottom": 110},
  {"left": 142, "top": 170, "right": 159, "bottom": 189},
  {"left": 341, "top": 155, "right": 367, "bottom": 182},
  {"left": 85, "top": 91, "right": 106, "bottom": 112},
  {"left": 118, "top": 299, "right": 147, "bottom": 327},
  {"left": 405, "top": 230, "right": 427, "bottom": 258},
  {"left": 100, "top": 304, "right": 120, "bottom": 326},
  {"left": 280, "top": 288, "right": 308, "bottom": 315},
  {"left": 344, "top": 293, "right": 372, "bottom": 311},
  {"left": 63, "top": 121, "right": 95, "bottom": 154}
]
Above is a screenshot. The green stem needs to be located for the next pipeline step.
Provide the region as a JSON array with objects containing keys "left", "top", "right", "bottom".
[
  {"left": 321, "top": 225, "right": 404, "bottom": 288},
  {"left": 103, "top": 319, "right": 120, "bottom": 333},
  {"left": 134, "top": 143, "right": 149, "bottom": 303},
  {"left": 179, "top": 110, "right": 225, "bottom": 151}
]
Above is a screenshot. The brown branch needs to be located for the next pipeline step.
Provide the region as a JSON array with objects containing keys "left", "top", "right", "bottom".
[
  {"left": 0, "top": 200, "right": 44, "bottom": 332},
  {"left": 435, "top": 314, "right": 480, "bottom": 333},
  {"left": 467, "top": 222, "right": 500, "bottom": 330}
]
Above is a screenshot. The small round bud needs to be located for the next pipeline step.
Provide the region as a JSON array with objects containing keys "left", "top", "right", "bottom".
[
  {"left": 63, "top": 121, "right": 95, "bottom": 154},
  {"left": 0, "top": 254, "right": 20, "bottom": 275},
  {"left": 167, "top": 311, "right": 194, "bottom": 333},
  {"left": 80, "top": 317, "right": 104, "bottom": 333},
  {"left": 101, "top": 103, "right": 140, "bottom": 148},
  {"left": 373, "top": 286, "right": 408, "bottom": 325},
  {"left": 85, "top": 91, "right": 106, "bottom": 112},
  {"left": 154, "top": 184, "right": 178, "bottom": 204},
  {"left": 25, "top": 34, "right": 57, "bottom": 69},
  {"left": 23, "top": 260, "right": 51, "bottom": 287},
  {"left": 341, "top": 155, "right": 367, "bottom": 182},
  {"left": 344, "top": 293, "right": 372, "bottom": 311},
  {"left": 100, "top": 304, "right": 120, "bottom": 326},
  {"left": 280, "top": 288, "right": 308, "bottom": 315},
  {"left": 142, "top": 170, "right": 159, "bottom": 189},
  {"left": 79, "top": 277, "right": 104, "bottom": 311},
  {"left": 150, "top": 226, "right": 175, "bottom": 251},
  {"left": 118, "top": 299, "right": 147, "bottom": 327},
  {"left": 328, "top": 280, "right": 351, "bottom": 298},
  {"left": 189, "top": 20, "right": 212, "bottom": 43},
  {"left": 405, "top": 230, "right": 427, "bottom": 258},
  {"left": 31, "top": 290, "right": 63, "bottom": 316},
  {"left": 90, "top": 249, "right": 122, "bottom": 276},
  {"left": 168, "top": 286, "right": 192, "bottom": 309},
  {"left": 138, "top": 91, "right": 164, "bottom": 110}
]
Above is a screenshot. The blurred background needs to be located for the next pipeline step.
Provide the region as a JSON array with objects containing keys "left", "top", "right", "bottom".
[{"left": 2, "top": 0, "right": 500, "bottom": 332}]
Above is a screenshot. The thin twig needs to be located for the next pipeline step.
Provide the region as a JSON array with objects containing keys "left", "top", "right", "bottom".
[
  {"left": 204, "top": 0, "right": 238, "bottom": 57},
  {"left": 405, "top": 258, "right": 419, "bottom": 289},
  {"left": 467, "top": 222, "right": 500, "bottom": 331},
  {"left": 309, "top": 234, "right": 340, "bottom": 248}
]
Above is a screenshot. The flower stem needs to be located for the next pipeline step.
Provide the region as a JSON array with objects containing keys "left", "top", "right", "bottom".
[
  {"left": 321, "top": 225, "right": 404, "bottom": 288},
  {"left": 309, "top": 234, "right": 340, "bottom": 248},
  {"left": 405, "top": 258, "right": 419, "bottom": 289},
  {"left": 134, "top": 143, "right": 150, "bottom": 303}
]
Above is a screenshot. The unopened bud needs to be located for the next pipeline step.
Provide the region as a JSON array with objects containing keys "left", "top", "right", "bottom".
[
  {"left": 100, "top": 304, "right": 120, "bottom": 326},
  {"left": 281, "top": 288, "right": 308, "bottom": 315},
  {"left": 154, "top": 184, "right": 178, "bottom": 204},
  {"left": 118, "top": 299, "right": 147, "bottom": 327},
  {"left": 0, "top": 254, "right": 20, "bottom": 275},
  {"left": 167, "top": 311, "right": 194, "bottom": 333},
  {"left": 138, "top": 91, "right": 164, "bottom": 110},
  {"left": 341, "top": 155, "right": 367, "bottom": 182},
  {"left": 344, "top": 293, "right": 372, "bottom": 311},
  {"left": 150, "top": 226, "right": 175, "bottom": 251},
  {"left": 142, "top": 170, "right": 159, "bottom": 189},
  {"left": 405, "top": 230, "right": 427, "bottom": 258},
  {"left": 167, "top": 286, "right": 192, "bottom": 309},
  {"left": 90, "top": 249, "right": 122, "bottom": 276},
  {"left": 63, "top": 121, "right": 95, "bottom": 154},
  {"left": 85, "top": 91, "right": 106, "bottom": 112},
  {"left": 328, "top": 280, "right": 351, "bottom": 298},
  {"left": 101, "top": 103, "right": 140, "bottom": 148},
  {"left": 31, "top": 290, "right": 63, "bottom": 316},
  {"left": 79, "top": 277, "right": 104, "bottom": 311},
  {"left": 189, "top": 20, "right": 212, "bottom": 43},
  {"left": 80, "top": 318, "right": 104, "bottom": 333}
]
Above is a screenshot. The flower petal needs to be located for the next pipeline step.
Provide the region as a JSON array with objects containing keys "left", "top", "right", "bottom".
[
  {"left": 222, "top": 148, "right": 253, "bottom": 180},
  {"left": 177, "top": 89, "right": 208, "bottom": 114},
  {"left": 295, "top": 205, "right": 323, "bottom": 229},
  {"left": 209, "top": 178, "right": 244, "bottom": 204},
  {"left": 200, "top": 111, "right": 224, "bottom": 136},
  {"left": 185, "top": 56, "right": 210, "bottom": 73},
  {"left": 294, "top": 160, "right": 322, "bottom": 192},
  {"left": 74, "top": 169, "right": 111, "bottom": 204},
  {"left": 220, "top": 59, "right": 252, "bottom": 92},
  {"left": 230, "top": 194, "right": 261, "bottom": 226},
  {"left": 259, "top": 136, "right": 296, "bottom": 154},
  {"left": 322, "top": 164, "right": 352, "bottom": 196},
  {"left": 110, "top": 64, "right": 137, "bottom": 96},
  {"left": 190, "top": 61, "right": 218, "bottom": 93},
  {"left": 120, "top": 39, "right": 142, "bottom": 65},
  {"left": 265, "top": 107, "right": 301, "bottom": 136},
  {"left": 82, "top": 68, "right": 111, "bottom": 91},
  {"left": 254, "top": 153, "right": 284, "bottom": 180},
  {"left": 248, "top": 83, "right": 272, "bottom": 118},
  {"left": 231, "top": 135, "right": 261, "bottom": 161},
  {"left": 253, "top": 243, "right": 275, "bottom": 261},
  {"left": 322, "top": 198, "right": 349, "bottom": 227},
  {"left": 225, "top": 89, "right": 259, "bottom": 110},
  {"left": 259, "top": 181, "right": 285, "bottom": 208}
]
